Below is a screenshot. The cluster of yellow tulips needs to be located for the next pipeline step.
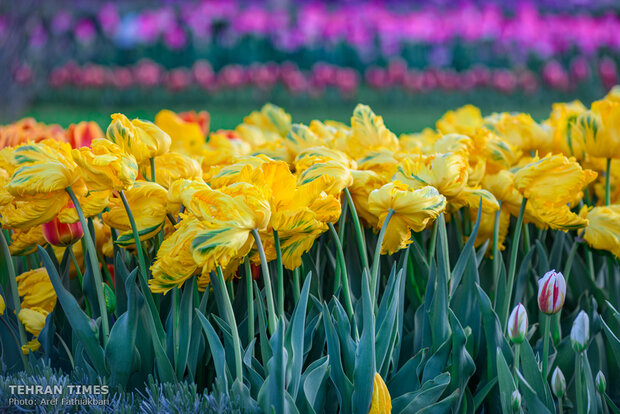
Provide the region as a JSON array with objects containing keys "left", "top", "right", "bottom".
[{"left": 2, "top": 87, "right": 620, "bottom": 355}]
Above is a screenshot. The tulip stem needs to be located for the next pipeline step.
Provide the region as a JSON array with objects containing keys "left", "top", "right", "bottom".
[
  {"left": 541, "top": 313, "right": 551, "bottom": 379},
  {"left": 605, "top": 158, "right": 611, "bottom": 206},
  {"left": 251, "top": 229, "right": 277, "bottom": 335},
  {"left": 244, "top": 258, "right": 254, "bottom": 342},
  {"left": 575, "top": 354, "right": 585, "bottom": 414},
  {"left": 273, "top": 230, "right": 284, "bottom": 318},
  {"left": 344, "top": 188, "right": 370, "bottom": 275},
  {"left": 558, "top": 397, "right": 563, "bottom": 414},
  {"left": 66, "top": 186, "right": 109, "bottom": 346},
  {"left": 68, "top": 245, "right": 92, "bottom": 316},
  {"left": 502, "top": 198, "right": 528, "bottom": 329},
  {"left": 371, "top": 209, "right": 394, "bottom": 305},
  {"left": 428, "top": 219, "right": 438, "bottom": 261},
  {"left": 293, "top": 268, "right": 301, "bottom": 304},
  {"left": 513, "top": 344, "right": 520, "bottom": 383},
  {"left": 215, "top": 266, "right": 244, "bottom": 383},
  {"left": 492, "top": 203, "right": 502, "bottom": 297},
  {"left": 150, "top": 157, "right": 156, "bottom": 182},
  {"left": 118, "top": 190, "right": 165, "bottom": 341},
  {"left": 0, "top": 231, "right": 30, "bottom": 371},
  {"left": 328, "top": 222, "right": 355, "bottom": 322}
]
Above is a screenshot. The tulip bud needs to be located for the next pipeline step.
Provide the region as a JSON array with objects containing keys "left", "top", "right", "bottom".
[
  {"left": 551, "top": 367, "right": 566, "bottom": 398},
  {"left": 42, "top": 214, "right": 84, "bottom": 247},
  {"left": 595, "top": 371, "right": 606, "bottom": 394},
  {"left": 103, "top": 283, "right": 116, "bottom": 313},
  {"left": 537, "top": 270, "right": 566, "bottom": 314},
  {"left": 511, "top": 390, "right": 521, "bottom": 413},
  {"left": 570, "top": 311, "right": 590, "bottom": 353},
  {"left": 507, "top": 303, "right": 528, "bottom": 344}
]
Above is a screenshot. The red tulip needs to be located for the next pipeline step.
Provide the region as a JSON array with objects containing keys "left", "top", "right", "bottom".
[{"left": 42, "top": 214, "right": 83, "bottom": 247}]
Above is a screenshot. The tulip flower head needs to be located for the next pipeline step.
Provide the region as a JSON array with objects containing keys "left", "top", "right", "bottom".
[
  {"left": 42, "top": 210, "right": 84, "bottom": 247},
  {"left": 368, "top": 373, "right": 391, "bottom": 414},
  {"left": 570, "top": 310, "right": 590, "bottom": 353},
  {"left": 537, "top": 270, "right": 566, "bottom": 314},
  {"left": 511, "top": 390, "right": 521, "bottom": 413},
  {"left": 551, "top": 367, "right": 566, "bottom": 398},
  {"left": 595, "top": 371, "right": 606, "bottom": 394},
  {"left": 507, "top": 303, "right": 528, "bottom": 344}
]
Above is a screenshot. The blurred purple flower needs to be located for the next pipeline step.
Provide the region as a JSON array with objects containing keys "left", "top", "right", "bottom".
[{"left": 74, "top": 19, "right": 97, "bottom": 45}]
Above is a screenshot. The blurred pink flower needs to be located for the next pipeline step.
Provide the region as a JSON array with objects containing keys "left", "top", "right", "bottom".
[
  {"left": 134, "top": 59, "right": 163, "bottom": 87},
  {"left": 599, "top": 57, "right": 618, "bottom": 90},
  {"left": 166, "top": 68, "right": 192, "bottom": 91},
  {"left": 74, "top": 19, "right": 97, "bottom": 45}
]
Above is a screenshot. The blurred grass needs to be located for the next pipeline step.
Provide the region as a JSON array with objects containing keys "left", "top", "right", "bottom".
[{"left": 24, "top": 101, "right": 554, "bottom": 135}]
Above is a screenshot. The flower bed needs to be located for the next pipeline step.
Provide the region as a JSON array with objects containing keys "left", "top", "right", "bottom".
[{"left": 1, "top": 89, "right": 620, "bottom": 412}]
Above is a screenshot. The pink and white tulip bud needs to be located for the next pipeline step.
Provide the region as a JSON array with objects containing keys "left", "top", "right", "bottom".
[
  {"left": 570, "top": 311, "right": 590, "bottom": 353},
  {"left": 537, "top": 270, "right": 566, "bottom": 314},
  {"left": 551, "top": 367, "right": 566, "bottom": 398},
  {"left": 507, "top": 303, "right": 528, "bottom": 344},
  {"left": 595, "top": 371, "right": 606, "bottom": 394}
]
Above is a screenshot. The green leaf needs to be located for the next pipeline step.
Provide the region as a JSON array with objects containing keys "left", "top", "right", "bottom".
[
  {"left": 37, "top": 246, "right": 108, "bottom": 376},
  {"left": 416, "top": 388, "right": 460, "bottom": 414},
  {"left": 388, "top": 349, "right": 426, "bottom": 398},
  {"left": 196, "top": 310, "right": 229, "bottom": 394},
  {"left": 352, "top": 270, "right": 376, "bottom": 414},
  {"left": 300, "top": 356, "right": 330, "bottom": 414},
  {"left": 496, "top": 348, "right": 516, "bottom": 414},
  {"left": 259, "top": 319, "right": 294, "bottom": 414},
  {"left": 515, "top": 370, "right": 553, "bottom": 414},
  {"left": 392, "top": 372, "right": 450, "bottom": 413},
  {"left": 519, "top": 340, "right": 554, "bottom": 411},
  {"left": 450, "top": 201, "right": 482, "bottom": 297},
  {"left": 322, "top": 301, "right": 353, "bottom": 413},
  {"left": 174, "top": 278, "right": 194, "bottom": 379},
  {"left": 286, "top": 272, "right": 312, "bottom": 400},
  {"left": 473, "top": 377, "right": 498, "bottom": 411},
  {"left": 104, "top": 268, "right": 139, "bottom": 388},
  {"left": 476, "top": 284, "right": 512, "bottom": 379},
  {"left": 376, "top": 268, "right": 403, "bottom": 377}
]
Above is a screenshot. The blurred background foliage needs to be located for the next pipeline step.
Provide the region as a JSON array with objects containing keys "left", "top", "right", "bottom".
[{"left": 1, "top": 0, "right": 620, "bottom": 131}]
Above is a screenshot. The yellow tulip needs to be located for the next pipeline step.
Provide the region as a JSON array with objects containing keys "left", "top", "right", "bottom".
[
  {"left": 0, "top": 192, "right": 70, "bottom": 229},
  {"left": 243, "top": 103, "right": 291, "bottom": 137},
  {"left": 0, "top": 293, "right": 5, "bottom": 315},
  {"left": 474, "top": 128, "right": 522, "bottom": 173},
  {"left": 150, "top": 215, "right": 205, "bottom": 294},
  {"left": 395, "top": 152, "right": 468, "bottom": 198},
  {"left": 469, "top": 208, "right": 510, "bottom": 256},
  {"left": 18, "top": 307, "right": 48, "bottom": 336},
  {"left": 357, "top": 149, "right": 400, "bottom": 180},
  {"left": 209, "top": 155, "right": 271, "bottom": 188},
  {"left": 432, "top": 133, "right": 473, "bottom": 155},
  {"left": 485, "top": 112, "right": 551, "bottom": 153},
  {"left": 399, "top": 128, "right": 439, "bottom": 154},
  {"left": 547, "top": 101, "right": 587, "bottom": 159},
  {"left": 368, "top": 182, "right": 446, "bottom": 254},
  {"left": 531, "top": 202, "right": 589, "bottom": 231},
  {"left": 350, "top": 169, "right": 389, "bottom": 228},
  {"left": 579, "top": 205, "right": 620, "bottom": 258},
  {"left": 252, "top": 139, "right": 293, "bottom": 163},
  {"left": 6, "top": 140, "right": 79, "bottom": 197},
  {"left": 295, "top": 146, "right": 355, "bottom": 173},
  {"left": 368, "top": 373, "right": 392, "bottom": 414},
  {"left": 436, "top": 104, "right": 483, "bottom": 136},
  {"left": 9, "top": 226, "right": 46, "bottom": 256},
  {"left": 72, "top": 138, "right": 138, "bottom": 191},
  {"left": 513, "top": 155, "right": 597, "bottom": 207},
  {"left": 57, "top": 190, "right": 112, "bottom": 223},
  {"left": 103, "top": 181, "right": 168, "bottom": 246},
  {"left": 594, "top": 159, "right": 620, "bottom": 205},
  {"left": 16, "top": 268, "right": 57, "bottom": 313},
  {"left": 21, "top": 338, "right": 41, "bottom": 354},
  {"left": 571, "top": 99, "right": 620, "bottom": 159},
  {"left": 144, "top": 151, "right": 202, "bottom": 189},
  {"left": 154, "top": 109, "right": 206, "bottom": 155},
  {"left": 345, "top": 104, "right": 399, "bottom": 159},
  {"left": 167, "top": 178, "right": 209, "bottom": 215},
  {"left": 284, "top": 124, "right": 324, "bottom": 157},
  {"left": 106, "top": 113, "right": 171, "bottom": 163},
  {"left": 297, "top": 160, "right": 354, "bottom": 195},
  {"left": 188, "top": 183, "right": 271, "bottom": 274}
]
